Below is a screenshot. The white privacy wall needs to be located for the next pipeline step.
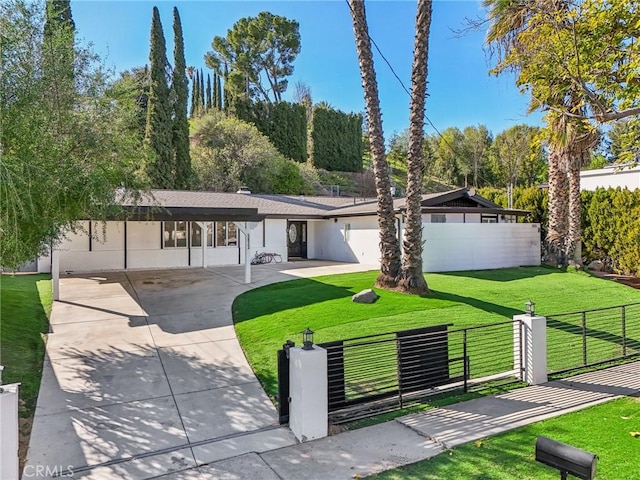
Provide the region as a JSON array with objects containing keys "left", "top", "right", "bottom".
[
  {"left": 580, "top": 165, "right": 640, "bottom": 191},
  {"left": 309, "top": 217, "right": 382, "bottom": 264},
  {"left": 422, "top": 223, "right": 541, "bottom": 272}
]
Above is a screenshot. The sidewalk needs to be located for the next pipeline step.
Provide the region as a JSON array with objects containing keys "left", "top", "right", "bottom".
[{"left": 153, "top": 361, "right": 640, "bottom": 480}]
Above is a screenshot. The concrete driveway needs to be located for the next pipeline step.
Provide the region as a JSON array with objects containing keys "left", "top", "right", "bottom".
[{"left": 25, "top": 261, "right": 376, "bottom": 479}]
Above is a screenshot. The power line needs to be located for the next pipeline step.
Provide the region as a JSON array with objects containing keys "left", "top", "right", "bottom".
[{"left": 344, "top": 0, "right": 462, "bottom": 159}]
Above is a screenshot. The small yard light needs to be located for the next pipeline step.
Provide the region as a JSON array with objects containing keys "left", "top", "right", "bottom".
[
  {"left": 526, "top": 300, "right": 536, "bottom": 316},
  {"left": 302, "top": 328, "right": 314, "bottom": 350}
]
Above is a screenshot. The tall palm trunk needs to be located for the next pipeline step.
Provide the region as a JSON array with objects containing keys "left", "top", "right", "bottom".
[
  {"left": 397, "top": 0, "right": 432, "bottom": 294},
  {"left": 567, "top": 156, "right": 582, "bottom": 264},
  {"left": 547, "top": 143, "right": 569, "bottom": 266},
  {"left": 349, "top": 0, "right": 401, "bottom": 287}
]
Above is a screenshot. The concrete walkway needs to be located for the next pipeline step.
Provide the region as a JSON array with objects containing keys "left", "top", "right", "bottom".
[
  {"left": 25, "top": 261, "right": 376, "bottom": 479},
  {"left": 155, "top": 361, "right": 640, "bottom": 480},
  {"left": 25, "top": 262, "right": 640, "bottom": 479}
]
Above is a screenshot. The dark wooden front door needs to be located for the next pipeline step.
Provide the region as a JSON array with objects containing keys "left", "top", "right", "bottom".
[{"left": 287, "top": 221, "right": 307, "bottom": 258}]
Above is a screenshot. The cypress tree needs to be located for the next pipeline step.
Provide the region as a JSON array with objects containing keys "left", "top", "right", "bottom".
[
  {"left": 212, "top": 73, "right": 218, "bottom": 110},
  {"left": 223, "top": 64, "right": 232, "bottom": 112},
  {"left": 145, "top": 6, "right": 174, "bottom": 188},
  {"left": 172, "top": 7, "right": 191, "bottom": 190},
  {"left": 199, "top": 68, "right": 205, "bottom": 112},
  {"left": 43, "top": 0, "right": 75, "bottom": 108},
  {"left": 190, "top": 69, "right": 197, "bottom": 117},
  {"left": 192, "top": 70, "right": 200, "bottom": 116},
  {"left": 217, "top": 74, "right": 223, "bottom": 110},
  {"left": 206, "top": 73, "right": 212, "bottom": 111}
]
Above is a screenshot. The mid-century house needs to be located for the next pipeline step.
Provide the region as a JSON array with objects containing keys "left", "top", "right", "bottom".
[{"left": 37, "top": 188, "right": 541, "bottom": 274}]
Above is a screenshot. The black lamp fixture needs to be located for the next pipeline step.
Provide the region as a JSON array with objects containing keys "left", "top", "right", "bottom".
[
  {"left": 526, "top": 300, "right": 536, "bottom": 316},
  {"left": 302, "top": 328, "right": 314, "bottom": 350}
]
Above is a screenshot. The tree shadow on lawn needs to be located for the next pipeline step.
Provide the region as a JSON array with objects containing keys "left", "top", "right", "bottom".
[
  {"left": 430, "top": 290, "right": 522, "bottom": 320},
  {"left": 232, "top": 277, "right": 357, "bottom": 322},
  {"left": 437, "top": 266, "right": 557, "bottom": 283}
]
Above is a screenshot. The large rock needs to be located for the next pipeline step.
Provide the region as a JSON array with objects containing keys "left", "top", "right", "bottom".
[
  {"left": 352, "top": 289, "right": 379, "bottom": 304},
  {"left": 588, "top": 260, "right": 604, "bottom": 272}
]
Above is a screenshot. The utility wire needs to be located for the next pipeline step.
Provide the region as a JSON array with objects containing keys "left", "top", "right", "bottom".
[{"left": 344, "top": 0, "right": 463, "bottom": 159}]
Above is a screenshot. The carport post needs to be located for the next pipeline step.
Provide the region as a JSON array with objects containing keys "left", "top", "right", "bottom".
[
  {"left": 52, "top": 247, "right": 60, "bottom": 301},
  {"left": 245, "top": 228, "right": 251, "bottom": 284}
]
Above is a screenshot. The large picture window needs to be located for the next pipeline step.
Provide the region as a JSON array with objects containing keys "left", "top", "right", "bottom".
[
  {"left": 191, "top": 223, "right": 202, "bottom": 247},
  {"left": 163, "top": 221, "right": 187, "bottom": 248},
  {"left": 216, "top": 222, "right": 237, "bottom": 247}
]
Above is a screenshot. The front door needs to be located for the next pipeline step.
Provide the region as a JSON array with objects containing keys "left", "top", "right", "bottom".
[{"left": 287, "top": 221, "right": 307, "bottom": 258}]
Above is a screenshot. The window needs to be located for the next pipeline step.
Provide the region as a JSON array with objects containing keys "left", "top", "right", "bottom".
[
  {"left": 163, "top": 221, "right": 187, "bottom": 248},
  {"left": 216, "top": 221, "right": 237, "bottom": 247},
  {"left": 431, "top": 214, "right": 446, "bottom": 223},
  {"left": 191, "top": 223, "right": 202, "bottom": 247},
  {"left": 344, "top": 223, "right": 351, "bottom": 242},
  {"left": 481, "top": 214, "right": 498, "bottom": 223},
  {"left": 206, "top": 223, "right": 214, "bottom": 247}
]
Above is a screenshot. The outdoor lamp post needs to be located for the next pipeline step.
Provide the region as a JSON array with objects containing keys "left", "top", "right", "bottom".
[
  {"left": 526, "top": 300, "right": 536, "bottom": 316},
  {"left": 302, "top": 328, "right": 314, "bottom": 350}
]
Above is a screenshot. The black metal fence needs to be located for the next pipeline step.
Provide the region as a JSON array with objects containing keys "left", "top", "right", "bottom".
[
  {"left": 547, "top": 302, "right": 640, "bottom": 376},
  {"left": 317, "top": 320, "right": 522, "bottom": 423}
]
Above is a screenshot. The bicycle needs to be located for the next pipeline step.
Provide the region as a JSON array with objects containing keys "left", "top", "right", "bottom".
[{"left": 251, "top": 251, "right": 283, "bottom": 265}]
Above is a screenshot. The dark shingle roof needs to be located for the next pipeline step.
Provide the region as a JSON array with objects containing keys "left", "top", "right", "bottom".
[{"left": 120, "top": 188, "right": 525, "bottom": 219}]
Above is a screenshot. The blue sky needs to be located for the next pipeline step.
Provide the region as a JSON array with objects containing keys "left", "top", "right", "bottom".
[{"left": 72, "top": 0, "right": 543, "bottom": 139}]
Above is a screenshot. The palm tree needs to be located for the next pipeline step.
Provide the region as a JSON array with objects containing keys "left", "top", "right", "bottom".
[
  {"left": 397, "top": 0, "right": 432, "bottom": 294},
  {"left": 348, "top": 0, "right": 401, "bottom": 288},
  {"left": 485, "top": 0, "right": 575, "bottom": 266}
]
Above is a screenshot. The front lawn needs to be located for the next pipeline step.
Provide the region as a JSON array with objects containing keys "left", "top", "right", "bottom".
[
  {"left": 374, "top": 397, "right": 640, "bottom": 480},
  {"left": 233, "top": 267, "right": 640, "bottom": 397},
  {"left": 0, "top": 274, "right": 52, "bottom": 415}
]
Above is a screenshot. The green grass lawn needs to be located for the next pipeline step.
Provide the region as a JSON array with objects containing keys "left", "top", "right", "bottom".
[
  {"left": 233, "top": 266, "right": 640, "bottom": 398},
  {"left": 0, "top": 274, "right": 52, "bottom": 417},
  {"left": 373, "top": 397, "right": 640, "bottom": 480}
]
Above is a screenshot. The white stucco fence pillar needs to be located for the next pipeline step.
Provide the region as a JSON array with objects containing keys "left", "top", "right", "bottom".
[
  {"left": 0, "top": 380, "right": 20, "bottom": 480},
  {"left": 289, "top": 346, "right": 328, "bottom": 442},
  {"left": 514, "top": 314, "right": 547, "bottom": 385}
]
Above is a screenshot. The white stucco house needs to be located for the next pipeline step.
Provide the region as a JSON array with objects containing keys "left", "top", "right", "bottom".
[
  {"left": 37, "top": 188, "right": 541, "bottom": 275},
  {"left": 580, "top": 164, "right": 640, "bottom": 191}
]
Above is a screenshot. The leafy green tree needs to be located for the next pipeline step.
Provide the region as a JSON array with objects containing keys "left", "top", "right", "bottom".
[
  {"left": 216, "top": 73, "right": 223, "bottom": 109},
  {"left": 145, "top": 6, "right": 173, "bottom": 188},
  {"left": 1, "top": 0, "right": 142, "bottom": 267},
  {"left": 310, "top": 105, "right": 363, "bottom": 171},
  {"left": 204, "top": 11, "right": 301, "bottom": 103},
  {"left": 489, "top": 125, "right": 545, "bottom": 188},
  {"left": 191, "top": 112, "right": 310, "bottom": 194},
  {"left": 461, "top": 125, "right": 492, "bottom": 188},
  {"left": 429, "top": 127, "right": 465, "bottom": 186},
  {"left": 172, "top": 7, "right": 192, "bottom": 190},
  {"left": 43, "top": 0, "right": 74, "bottom": 102},
  {"left": 604, "top": 117, "right": 640, "bottom": 164},
  {"left": 109, "top": 66, "right": 150, "bottom": 141}
]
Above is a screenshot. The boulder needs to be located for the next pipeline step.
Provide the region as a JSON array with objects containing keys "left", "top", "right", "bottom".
[
  {"left": 352, "top": 289, "right": 378, "bottom": 304},
  {"left": 588, "top": 260, "right": 604, "bottom": 272}
]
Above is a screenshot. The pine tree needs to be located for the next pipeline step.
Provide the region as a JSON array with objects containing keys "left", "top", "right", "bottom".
[
  {"left": 172, "top": 7, "right": 191, "bottom": 190},
  {"left": 216, "top": 74, "right": 223, "bottom": 110},
  {"left": 145, "top": 6, "right": 174, "bottom": 188},
  {"left": 206, "top": 73, "right": 212, "bottom": 111}
]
